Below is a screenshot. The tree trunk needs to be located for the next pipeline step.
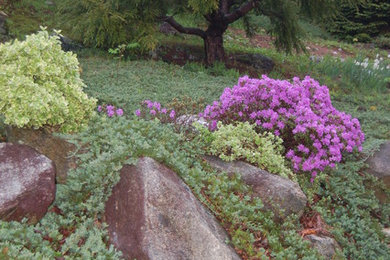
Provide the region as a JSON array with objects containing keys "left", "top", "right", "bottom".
[{"left": 204, "top": 24, "right": 227, "bottom": 65}]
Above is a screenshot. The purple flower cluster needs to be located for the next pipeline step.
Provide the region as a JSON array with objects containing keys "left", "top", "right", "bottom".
[
  {"left": 135, "top": 100, "right": 176, "bottom": 122},
  {"left": 97, "top": 104, "right": 123, "bottom": 117},
  {"left": 200, "top": 75, "right": 365, "bottom": 181}
]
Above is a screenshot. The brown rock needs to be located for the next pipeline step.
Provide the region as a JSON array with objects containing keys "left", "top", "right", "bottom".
[
  {"left": 104, "top": 157, "right": 241, "bottom": 260},
  {"left": 305, "top": 235, "right": 341, "bottom": 260},
  {"left": 6, "top": 127, "right": 77, "bottom": 183},
  {"left": 0, "top": 143, "right": 56, "bottom": 224},
  {"left": 204, "top": 155, "right": 307, "bottom": 220}
]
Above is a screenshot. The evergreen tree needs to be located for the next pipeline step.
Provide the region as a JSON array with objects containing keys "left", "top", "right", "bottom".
[
  {"left": 58, "top": 0, "right": 360, "bottom": 64},
  {"left": 326, "top": 0, "right": 390, "bottom": 41}
]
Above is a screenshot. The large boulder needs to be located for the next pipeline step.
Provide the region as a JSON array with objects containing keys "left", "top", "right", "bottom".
[
  {"left": 305, "top": 235, "right": 341, "bottom": 260},
  {"left": 366, "top": 141, "right": 390, "bottom": 201},
  {"left": 6, "top": 126, "right": 77, "bottom": 184},
  {"left": 204, "top": 156, "right": 307, "bottom": 220},
  {"left": 0, "top": 143, "right": 56, "bottom": 224},
  {"left": 366, "top": 141, "right": 390, "bottom": 186},
  {"left": 104, "top": 157, "right": 241, "bottom": 260},
  {"left": 233, "top": 53, "right": 275, "bottom": 74}
]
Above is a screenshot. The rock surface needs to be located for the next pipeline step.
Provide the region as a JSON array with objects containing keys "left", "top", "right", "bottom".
[
  {"left": 233, "top": 53, "right": 275, "bottom": 73},
  {"left": 104, "top": 157, "right": 240, "bottom": 260},
  {"left": 366, "top": 141, "right": 390, "bottom": 186},
  {"left": 204, "top": 155, "right": 307, "bottom": 220},
  {"left": 366, "top": 141, "right": 390, "bottom": 202},
  {"left": 305, "top": 235, "right": 341, "bottom": 260},
  {"left": 0, "top": 143, "right": 56, "bottom": 224},
  {"left": 6, "top": 127, "right": 77, "bottom": 183},
  {"left": 175, "top": 114, "right": 208, "bottom": 131}
]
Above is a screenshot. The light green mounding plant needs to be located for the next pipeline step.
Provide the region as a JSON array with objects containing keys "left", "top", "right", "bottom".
[
  {"left": 199, "top": 122, "right": 295, "bottom": 180},
  {"left": 0, "top": 28, "right": 96, "bottom": 133}
]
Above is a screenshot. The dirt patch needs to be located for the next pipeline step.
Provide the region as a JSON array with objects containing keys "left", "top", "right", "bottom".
[{"left": 229, "top": 28, "right": 355, "bottom": 59}]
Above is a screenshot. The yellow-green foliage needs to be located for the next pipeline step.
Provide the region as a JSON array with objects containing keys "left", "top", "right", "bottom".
[
  {"left": 204, "top": 122, "right": 295, "bottom": 180},
  {"left": 0, "top": 29, "right": 96, "bottom": 133}
]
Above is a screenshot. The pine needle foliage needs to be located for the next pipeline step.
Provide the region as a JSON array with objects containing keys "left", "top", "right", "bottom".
[
  {"left": 57, "top": 0, "right": 159, "bottom": 49},
  {"left": 325, "top": 0, "right": 390, "bottom": 41}
]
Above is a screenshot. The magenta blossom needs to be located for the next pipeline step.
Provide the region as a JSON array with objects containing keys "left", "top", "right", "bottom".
[
  {"left": 116, "top": 109, "right": 124, "bottom": 116},
  {"left": 201, "top": 75, "right": 365, "bottom": 179}
]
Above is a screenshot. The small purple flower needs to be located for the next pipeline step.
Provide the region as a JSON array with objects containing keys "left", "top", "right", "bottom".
[
  {"left": 135, "top": 109, "right": 141, "bottom": 117},
  {"left": 107, "top": 110, "right": 115, "bottom": 117},
  {"left": 169, "top": 110, "right": 176, "bottom": 119},
  {"left": 107, "top": 105, "right": 115, "bottom": 112},
  {"left": 116, "top": 108, "right": 123, "bottom": 116},
  {"left": 161, "top": 108, "right": 167, "bottom": 114},
  {"left": 97, "top": 105, "right": 102, "bottom": 112},
  {"left": 150, "top": 110, "right": 156, "bottom": 115}
]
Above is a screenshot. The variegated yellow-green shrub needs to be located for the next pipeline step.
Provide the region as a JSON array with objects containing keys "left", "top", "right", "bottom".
[{"left": 0, "top": 28, "right": 96, "bottom": 133}]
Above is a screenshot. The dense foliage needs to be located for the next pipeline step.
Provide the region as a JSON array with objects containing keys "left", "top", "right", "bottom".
[
  {"left": 0, "top": 29, "right": 96, "bottom": 133},
  {"left": 197, "top": 121, "right": 295, "bottom": 180},
  {"left": 57, "top": 0, "right": 157, "bottom": 49},
  {"left": 325, "top": 0, "right": 390, "bottom": 42},
  {"left": 201, "top": 75, "right": 365, "bottom": 181},
  {"left": 58, "top": 0, "right": 360, "bottom": 64},
  {"left": 0, "top": 116, "right": 320, "bottom": 259}
]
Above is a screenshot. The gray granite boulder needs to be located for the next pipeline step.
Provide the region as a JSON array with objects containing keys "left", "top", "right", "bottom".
[
  {"left": 204, "top": 155, "right": 307, "bottom": 220},
  {"left": 305, "top": 235, "right": 341, "bottom": 260},
  {"left": 104, "top": 157, "right": 240, "bottom": 260},
  {"left": 366, "top": 141, "right": 390, "bottom": 201},
  {"left": 0, "top": 143, "right": 56, "bottom": 224}
]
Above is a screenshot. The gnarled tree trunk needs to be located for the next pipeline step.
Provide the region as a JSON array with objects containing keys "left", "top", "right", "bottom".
[{"left": 204, "top": 24, "right": 227, "bottom": 65}]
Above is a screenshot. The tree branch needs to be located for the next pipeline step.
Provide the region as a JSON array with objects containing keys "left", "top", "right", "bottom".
[
  {"left": 163, "top": 16, "right": 206, "bottom": 38},
  {"left": 224, "top": 0, "right": 258, "bottom": 24}
]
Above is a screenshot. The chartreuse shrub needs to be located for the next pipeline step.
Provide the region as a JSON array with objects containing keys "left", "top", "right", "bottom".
[
  {"left": 197, "top": 121, "right": 295, "bottom": 180},
  {"left": 0, "top": 29, "right": 96, "bottom": 133},
  {"left": 201, "top": 75, "right": 365, "bottom": 182},
  {"left": 0, "top": 116, "right": 319, "bottom": 259}
]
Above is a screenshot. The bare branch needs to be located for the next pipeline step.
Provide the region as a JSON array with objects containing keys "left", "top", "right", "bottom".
[
  {"left": 163, "top": 16, "right": 206, "bottom": 38},
  {"left": 224, "top": 0, "right": 258, "bottom": 24}
]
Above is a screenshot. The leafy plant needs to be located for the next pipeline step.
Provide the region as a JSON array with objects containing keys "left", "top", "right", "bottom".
[
  {"left": 0, "top": 28, "right": 96, "bottom": 133},
  {"left": 198, "top": 121, "right": 295, "bottom": 180}
]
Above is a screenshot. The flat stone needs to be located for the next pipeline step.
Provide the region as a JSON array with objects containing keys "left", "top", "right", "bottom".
[
  {"left": 104, "top": 157, "right": 240, "bottom": 260},
  {"left": 6, "top": 127, "right": 77, "bottom": 184},
  {"left": 0, "top": 143, "right": 56, "bottom": 224},
  {"left": 204, "top": 155, "right": 307, "bottom": 220}
]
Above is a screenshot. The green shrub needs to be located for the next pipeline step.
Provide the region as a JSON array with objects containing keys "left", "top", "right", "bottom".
[
  {"left": 374, "top": 36, "right": 390, "bottom": 49},
  {"left": 57, "top": 0, "right": 158, "bottom": 49},
  {"left": 0, "top": 29, "right": 96, "bottom": 133},
  {"left": 198, "top": 122, "right": 295, "bottom": 180},
  {"left": 325, "top": 0, "right": 390, "bottom": 40},
  {"left": 354, "top": 33, "right": 372, "bottom": 43}
]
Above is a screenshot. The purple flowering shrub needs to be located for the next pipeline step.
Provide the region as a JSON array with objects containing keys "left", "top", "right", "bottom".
[
  {"left": 135, "top": 100, "right": 176, "bottom": 123},
  {"left": 97, "top": 104, "right": 124, "bottom": 117},
  {"left": 200, "top": 75, "right": 365, "bottom": 181}
]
